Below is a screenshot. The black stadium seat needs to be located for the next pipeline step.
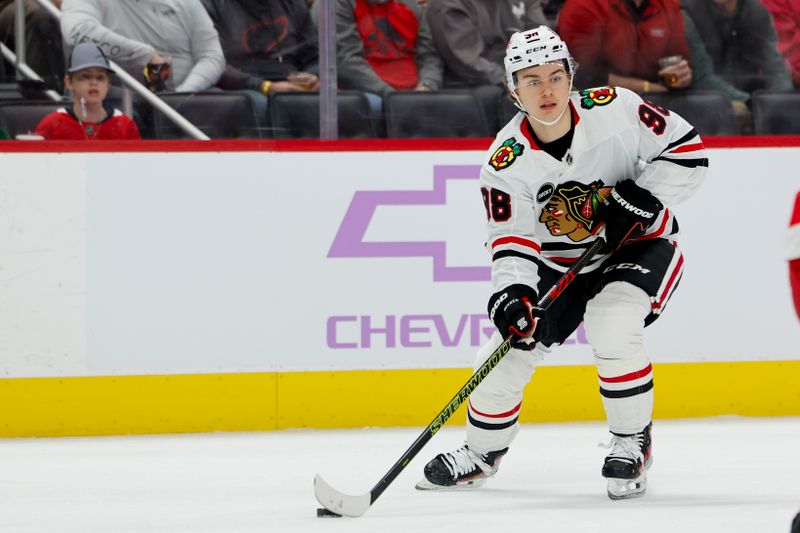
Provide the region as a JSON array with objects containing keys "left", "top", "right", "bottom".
[
  {"left": 269, "top": 91, "right": 377, "bottom": 139},
  {"left": 641, "top": 91, "right": 737, "bottom": 136},
  {"left": 385, "top": 91, "right": 491, "bottom": 138},
  {"left": 751, "top": 90, "right": 800, "bottom": 135},
  {"left": 152, "top": 91, "right": 263, "bottom": 139},
  {"left": 0, "top": 100, "right": 65, "bottom": 137},
  {"left": 0, "top": 82, "right": 26, "bottom": 101}
]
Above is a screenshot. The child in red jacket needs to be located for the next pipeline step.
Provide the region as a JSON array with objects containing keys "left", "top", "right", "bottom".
[{"left": 35, "top": 43, "right": 140, "bottom": 141}]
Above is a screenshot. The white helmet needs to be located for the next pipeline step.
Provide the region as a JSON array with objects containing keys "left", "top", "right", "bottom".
[{"left": 504, "top": 26, "right": 575, "bottom": 92}]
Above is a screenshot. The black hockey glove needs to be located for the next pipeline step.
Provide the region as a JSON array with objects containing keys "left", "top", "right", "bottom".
[
  {"left": 601, "top": 179, "right": 663, "bottom": 251},
  {"left": 488, "top": 284, "right": 543, "bottom": 350}
]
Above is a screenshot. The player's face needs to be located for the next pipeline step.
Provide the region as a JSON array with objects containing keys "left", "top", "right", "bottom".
[
  {"left": 65, "top": 67, "right": 110, "bottom": 106},
  {"left": 514, "top": 63, "right": 571, "bottom": 123}
]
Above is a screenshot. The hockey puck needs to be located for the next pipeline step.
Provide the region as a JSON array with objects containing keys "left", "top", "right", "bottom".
[{"left": 316, "top": 507, "right": 342, "bottom": 518}]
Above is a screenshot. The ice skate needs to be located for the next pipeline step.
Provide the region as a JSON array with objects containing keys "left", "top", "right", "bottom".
[
  {"left": 602, "top": 422, "right": 652, "bottom": 500},
  {"left": 415, "top": 444, "right": 508, "bottom": 490}
]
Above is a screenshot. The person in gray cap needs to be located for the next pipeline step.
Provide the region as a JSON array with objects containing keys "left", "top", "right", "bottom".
[{"left": 35, "top": 42, "right": 141, "bottom": 140}]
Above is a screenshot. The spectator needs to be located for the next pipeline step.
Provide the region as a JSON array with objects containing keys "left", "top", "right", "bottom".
[
  {"left": 60, "top": 0, "right": 225, "bottom": 93},
  {"left": 35, "top": 42, "right": 141, "bottom": 140},
  {"left": 312, "top": 0, "right": 442, "bottom": 112},
  {"left": 426, "top": 0, "right": 546, "bottom": 87},
  {"left": 761, "top": 0, "right": 800, "bottom": 88},
  {"left": 682, "top": 10, "right": 748, "bottom": 102},
  {"left": 542, "top": 0, "right": 565, "bottom": 26},
  {"left": 682, "top": 0, "right": 792, "bottom": 93},
  {"left": 0, "top": 0, "right": 65, "bottom": 92},
  {"left": 682, "top": 9, "right": 752, "bottom": 131},
  {"left": 426, "top": 0, "right": 547, "bottom": 128},
  {"left": 201, "top": 0, "right": 320, "bottom": 108},
  {"left": 558, "top": 0, "right": 692, "bottom": 94},
  {"left": 558, "top": 0, "right": 692, "bottom": 93}
]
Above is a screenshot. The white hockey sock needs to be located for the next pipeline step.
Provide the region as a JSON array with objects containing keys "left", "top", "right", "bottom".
[
  {"left": 585, "top": 282, "right": 654, "bottom": 435},
  {"left": 597, "top": 361, "right": 654, "bottom": 435},
  {"left": 465, "top": 332, "right": 548, "bottom": 454}
]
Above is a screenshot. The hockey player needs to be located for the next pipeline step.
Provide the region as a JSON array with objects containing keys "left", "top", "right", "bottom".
[{"left": 415, "top": 26, "right": 707, "bottom": 499}]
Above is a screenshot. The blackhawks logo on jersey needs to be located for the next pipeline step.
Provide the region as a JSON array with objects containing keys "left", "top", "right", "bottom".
[
  {"left": 539, "top": 180, "right": 612, "bottom": 242},
  {"left": 580, "top": 87, "right": 618, "bottom": 110},
  {"left": 489, "top": 137, "right": 524, "bottom": 170}
]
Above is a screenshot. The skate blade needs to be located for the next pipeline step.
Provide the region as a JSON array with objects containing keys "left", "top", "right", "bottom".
[
  {"left": 606, "top": 474, "right": 647, "bottom": 500},
  {"left": 415, "top": 476, "right": 488, "bottom": 491}
]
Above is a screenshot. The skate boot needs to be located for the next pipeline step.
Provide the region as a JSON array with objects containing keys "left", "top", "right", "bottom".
[
  {"left": 602, "top": 422, "right": 653, "bottom": 500},
  {"left": 415, "top": 444, "right": 508, "bottom": 490}
]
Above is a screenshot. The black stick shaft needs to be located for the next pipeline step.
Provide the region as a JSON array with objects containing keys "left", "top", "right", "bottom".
[{"left": 367, "top": 236, "right": 607, "bottom": 505}]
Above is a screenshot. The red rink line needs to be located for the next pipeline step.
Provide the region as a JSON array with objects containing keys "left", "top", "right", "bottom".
[{"left": 0, "top": 135, "right": 798, "bottom": 153}]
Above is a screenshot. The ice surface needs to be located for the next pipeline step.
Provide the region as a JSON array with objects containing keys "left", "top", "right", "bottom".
[{"left": 0, "top": 417, "right": 798, "bottom": 532}]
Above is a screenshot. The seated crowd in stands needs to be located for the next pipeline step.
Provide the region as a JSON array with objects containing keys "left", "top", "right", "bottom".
[{"left": 0, "top": 0, "right": 797, "bottom": 139}]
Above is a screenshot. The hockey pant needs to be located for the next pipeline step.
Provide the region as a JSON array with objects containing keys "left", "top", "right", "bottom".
[
  {"left": 467, "top": 238, "right": 682, "bottom": 453},
  {"left": 466, "top": 283, "right": 651, "bottom": 453}
]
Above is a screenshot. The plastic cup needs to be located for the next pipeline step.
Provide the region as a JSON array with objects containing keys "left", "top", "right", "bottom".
[
  {"left": 658, "top": 55, "right": 683, "bottom": 88},
  {"left": 288, "top": 72, "right": 315, "bottom": 91}
]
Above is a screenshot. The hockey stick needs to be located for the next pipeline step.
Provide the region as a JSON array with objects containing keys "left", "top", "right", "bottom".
[{"left": 314, "top": 235, "right": 608, "bottom": 517}]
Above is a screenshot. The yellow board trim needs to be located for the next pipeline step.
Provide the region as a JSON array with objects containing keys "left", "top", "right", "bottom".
[
  {"left": 1, "top": 361, "right": 798, "bottom": 437},
  {"left": 0, "top": 373, "right": 277, "bottom": 437}
]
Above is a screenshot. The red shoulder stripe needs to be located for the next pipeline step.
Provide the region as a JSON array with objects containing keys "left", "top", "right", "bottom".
[{"left": 669, "top": 142, "right": 705, "bottom": 154}]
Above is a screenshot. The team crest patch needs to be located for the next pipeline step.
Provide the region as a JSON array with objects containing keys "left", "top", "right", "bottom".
[
  {"left": 580, "top": 87, "right": 618, "bottom": 109},
  {"left": 489, "top": 137, "right": 524, "bottom": 170},
  {"left": 539, "top": 180, "right": 612, "bottom": 242}
]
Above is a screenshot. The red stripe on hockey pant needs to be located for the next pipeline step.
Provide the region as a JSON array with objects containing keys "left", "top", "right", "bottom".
[
  {"left": 468, "top": 400, "right": 522, "bottom": 419},
  {"left": 653, "top": 252, "right": 684, "bottom": 310},
  {"left": 598, "top": 363, "right": 653, "bottom": 383}
]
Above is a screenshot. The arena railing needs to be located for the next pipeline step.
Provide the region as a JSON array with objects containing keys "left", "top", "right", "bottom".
[{"left": 15, "top": 0, "right": 209, "bottom": 140}]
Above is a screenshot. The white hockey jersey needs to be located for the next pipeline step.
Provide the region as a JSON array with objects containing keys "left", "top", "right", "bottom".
[{"left": 481, "top": 86, "right": 707, "bottom": 293}]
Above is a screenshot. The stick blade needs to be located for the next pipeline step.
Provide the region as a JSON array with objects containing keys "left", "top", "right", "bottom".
[{"left": 313, "top": 473, "right": 371, "bottom": 518}]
